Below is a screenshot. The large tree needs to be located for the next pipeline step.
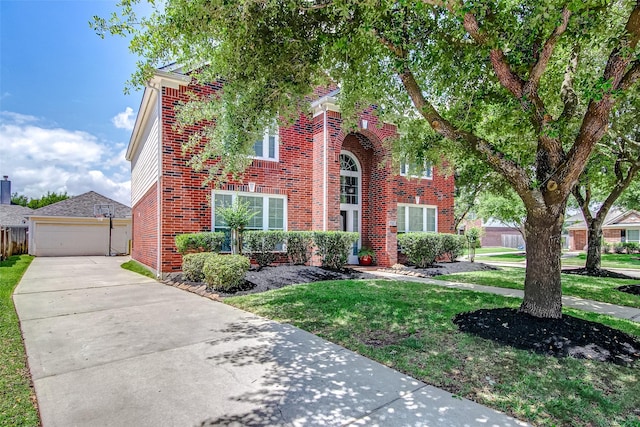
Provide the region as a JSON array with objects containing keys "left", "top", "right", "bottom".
[
  {"left": 96, "top": 0, "right": 640, "bottom": 318},
  {"left": 572, "top": 94, "right": 640, "bottom": 273}
]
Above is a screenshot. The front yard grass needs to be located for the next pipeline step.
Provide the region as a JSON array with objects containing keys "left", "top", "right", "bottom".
[
  {"left": 226, "top": 279, "right": 640, "bottom": 427},
  {"left": 475, "top": 253, "right": 640, "bottom": 270},
  {"left": 0, "top": 255, "right": 39, "bottom": 426},
  {"left": 437, "top": 267, "right": 640, "bottom": 308}
]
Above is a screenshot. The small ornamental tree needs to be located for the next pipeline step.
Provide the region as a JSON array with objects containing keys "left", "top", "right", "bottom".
[{"left": 215, "top": 199, "right": 257, "bottom": 255}]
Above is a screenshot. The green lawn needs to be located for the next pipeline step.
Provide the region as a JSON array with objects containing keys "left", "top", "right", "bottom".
[
  {"left": 438, "top": 267, "right": 640, "bottom": 308},
  {"left": 475, "top": 252, "right": 640, "bottom": 270},
  {"left": 463, "top": 247, "right": 523, "bottom": 255},
  {"left": 226, "top": 279, "right": 640, "bottom": 427},
  {"left": 0, "top": 255, "right": 39, "bottom": 426},
  {"left": 121, "top": 259, "right": 156, "bottom": 279}
]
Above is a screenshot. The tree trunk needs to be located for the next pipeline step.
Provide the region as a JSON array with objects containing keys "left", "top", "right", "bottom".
[
  {"left": 585, "top": 220, "right": 603, "bottom": 272},
  {"left": 520, "top": 212, "right": 564, "bottom": 319}
]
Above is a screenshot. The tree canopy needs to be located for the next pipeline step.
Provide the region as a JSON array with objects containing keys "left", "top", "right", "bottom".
[
  {"left": 95, "top": 0, "right": 640, "bottom": 318},
  {"left": 11, "top": 191, "right": 70, "bottom": 209}
]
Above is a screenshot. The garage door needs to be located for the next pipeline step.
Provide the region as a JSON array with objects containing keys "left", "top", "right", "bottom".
[{"left": 33, "top": 222, "right": 129, "bottom": 256}]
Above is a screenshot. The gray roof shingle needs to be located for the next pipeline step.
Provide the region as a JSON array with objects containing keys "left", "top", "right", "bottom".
[
  {"left": 0, "top": 204, "right": 33, "bottom": 226},
  {"left": 29, "top": 191, "right": 131, "bottom": 218}
]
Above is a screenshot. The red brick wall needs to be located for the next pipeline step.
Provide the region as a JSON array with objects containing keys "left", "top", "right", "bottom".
[
  {"left": 131, "top": 183, "right": 158, "bottom": 272},
  {"left": 570, "top": 229, "right": 587, "bottom": 251},
  {"left": 148, "top": 80, "right": 456, "bottom": 272},
  {"left": 158, "top": 82, "right": 316, "bottom": 272}
]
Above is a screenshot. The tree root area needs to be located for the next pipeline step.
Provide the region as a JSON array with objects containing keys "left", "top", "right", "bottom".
[
  {"left": 453, "top": 308, "right": 639, "bottom": 366},
  {"left": 562, "top": 267, "right": 635, "bottom": 280}
]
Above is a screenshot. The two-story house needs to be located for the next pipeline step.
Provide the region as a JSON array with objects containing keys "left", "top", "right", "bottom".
[{"left": 127, "top": 68, "right": 455, "bottom": 276}]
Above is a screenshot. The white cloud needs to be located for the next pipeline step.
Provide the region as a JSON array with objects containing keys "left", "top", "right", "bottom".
[
  {"left": 0, "top": 112, "right": 131, "bottom": 206},
  {"left": 111, "top": 107, "right": 136, "bottom": 131}
]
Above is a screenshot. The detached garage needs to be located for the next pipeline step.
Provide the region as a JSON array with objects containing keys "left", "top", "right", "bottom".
[{"left": 28, "top": 191, "right": 132, "bottom": 257}]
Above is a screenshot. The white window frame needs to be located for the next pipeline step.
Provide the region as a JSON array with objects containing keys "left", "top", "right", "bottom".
[
  {"left": 400, "top": 161, "right": 433, "bottom": 180},
  {"left": 252, "top": 126, "right": 279, "bottom": 162},
  {"left": 212, "top": 191, "right": 288, "bottom": 251},
  {"left": 397, "top": 203, "right": 438, "bottom": 233},
  {"left": 627, "top": 229, "right": 640, "bottom": 243}
]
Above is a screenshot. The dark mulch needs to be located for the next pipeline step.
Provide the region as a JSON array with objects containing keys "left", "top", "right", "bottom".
[
  {"left": 617, "top": 284, "right": 640, "bottom": 296},
  {"left": 163, "top": 265, "right": 375, "bottom": 298},
  {"left": 453, "top": 308, "right": 640, "bottom": 366},
  {"left": 562, "top": 267, "right": 636, "bottom": 280}
]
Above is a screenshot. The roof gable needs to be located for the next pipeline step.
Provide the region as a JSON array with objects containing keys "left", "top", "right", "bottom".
[
  {"left": 607, "top": 209, "right": 640, "bottom": 226},
  {"left": 29, "top": 191, "right": 131, "bottom": 218}
]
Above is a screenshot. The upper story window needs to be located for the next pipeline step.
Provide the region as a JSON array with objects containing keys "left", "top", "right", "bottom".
[
  {"left": 340, "top": 153, "right": 359, "bottom": 205},
  {"left": 400, "top": 161, "right": 433, "bottom": 180},
  {"left": 252, "top": 126, "right": 279, "bottom": 161}
]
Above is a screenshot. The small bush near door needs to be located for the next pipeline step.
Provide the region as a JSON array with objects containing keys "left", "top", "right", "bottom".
[
  {"left": 286, "top": 231, "right": 314, "bottom": 265},
  {"left": 244, "top": 230, "right": 285, "bottom": 269},
  {"left": 313, "top": 231, "right": 359, "bottom": 270}
]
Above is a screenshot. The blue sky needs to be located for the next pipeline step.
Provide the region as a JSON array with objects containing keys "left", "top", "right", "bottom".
[{"left": 1, "top": 0, "right": 146, "bottom": 205}]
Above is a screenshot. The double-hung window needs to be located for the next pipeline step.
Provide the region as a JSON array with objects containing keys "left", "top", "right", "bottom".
[
  {"left": 213, "top": 191, "right": 287, "bottom": 251},
  {"left": 400, "top": 161, "right": 433, "bottom": 179},
  {"left": 397, "top": 203, "right": 437, "bottom": 233},
  {"left": 627, "top": 229, "right": 640, "bottom": 243},
  {"left": 252, "top": 126, "right": 279, "bottom": 161}
]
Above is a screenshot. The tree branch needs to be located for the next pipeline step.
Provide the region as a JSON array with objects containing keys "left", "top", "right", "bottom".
[
  {"left": 620, "top": 61, "right": 640, "bottom": 91},
  {"left": 397, "top": 68, "right": 537, "bottom": 207},
  {"left": 560, "top": 45, "right": 580, "bottom": 120},
  {"left": 525, "top": 7, "right": 571, "bottom": 93}
]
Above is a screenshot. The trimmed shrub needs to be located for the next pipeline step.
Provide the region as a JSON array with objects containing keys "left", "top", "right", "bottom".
[
  {"left": 613, "top": 242, "right": 626, "bottom": 254},
  {"left": 182, "top": 252, "right": 217, "bottom": 282},
  {"left": 286, "top": 231, "right": 314, "bottom": 265},
  {"left": 313, "top": 231, "right": 359, "bottom": 270},
  {"left": 202, "top": 254, "right": 250, "bottom": 291},
  {"left": 244, "top": 230, "right": 286, "bottom": 269},
  {"left": 623, "top": 241, "right": 639, "bottom": 254},
  {"left": 602, "top": 242, "right": 612, "bottom": 254},
  {"left": 175, "top": 232, "right": 225, "bottom": 254},
  {"left": 440, "top": 233, "right": 466, "bottom": 262},
  {"left": 398, "top": 233, "right": 441, "bottom": 268}
]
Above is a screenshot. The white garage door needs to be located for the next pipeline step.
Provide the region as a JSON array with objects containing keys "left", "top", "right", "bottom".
[{"left": 33, "top": 222, "right": 130, "bottom": 257}]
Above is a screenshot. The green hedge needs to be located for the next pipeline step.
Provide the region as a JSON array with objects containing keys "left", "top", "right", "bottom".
[
  {"left": 244, "top": 230, "right": 286, "bottom": 269},
  {"left": 398, "top": 232, "right": 465, "bottom": 267},
  {"left": 202, "top": 254, "right": 250, "bottom": 291},
  {"left": 175, "top": 232, "right": 225, "bottom": 254},
  {"left": 313, "top": 231, "right": 359, "bottom": 270},
  {"left": 286, "top": 231, "right": 314, "bottom": 265}
]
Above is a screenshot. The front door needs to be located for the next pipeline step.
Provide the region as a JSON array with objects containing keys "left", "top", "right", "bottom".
[{"left": 340, "top": 151, "right": 361, "bottom": 264}]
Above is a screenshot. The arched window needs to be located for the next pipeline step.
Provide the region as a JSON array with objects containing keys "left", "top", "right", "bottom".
[{"left": 340, "top": 153, "right": 359, "bottom": 205}]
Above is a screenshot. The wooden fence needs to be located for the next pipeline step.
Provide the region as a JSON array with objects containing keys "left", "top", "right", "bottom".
[{"left": 0, "top": 226, "right": 28, "bottom": 261}]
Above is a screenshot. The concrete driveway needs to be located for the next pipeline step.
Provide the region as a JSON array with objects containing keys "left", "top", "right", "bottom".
[{"left": 14, "top": 256, "right": 527, "bottom": 426}]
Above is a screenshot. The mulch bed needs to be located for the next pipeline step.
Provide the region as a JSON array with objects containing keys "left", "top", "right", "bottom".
[
  {"left": 562, "top": 267, "right": 636, "bottom": 280},
  {"left": 617, "top": 284, "right": 640, "bottom": 296},
  {"left": 453, "top": 308, "right": 640, "bottom": 366}
]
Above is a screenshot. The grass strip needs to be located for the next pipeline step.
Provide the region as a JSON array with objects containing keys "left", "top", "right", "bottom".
[
  {"left": 0, "top": 255, "right": 39, "bottom": 426},
  {"left": 121, "top": 259, "right": 156, "bottom": 279},
  {"left": 437, "top": 267, "right": 640, "bottom": 308},
  {"left": 226, "top": 279, "right": 640, "bottom": 427}
]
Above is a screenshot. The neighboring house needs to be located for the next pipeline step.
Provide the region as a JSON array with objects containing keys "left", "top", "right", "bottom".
[
  {"left": 0, "top": 176, "right": 32, "bottom": 259},
  {"left": 127, "top": 69, "right": 455, "bottom": 276},
  {"left": 28, "top": 191, "right": 132, "bottom": 257},
  {"left": 459, "top": 218, "right": 525, "bottom": 249},
  {"left": 567, "top": 208, "right": 640, "bottom": 251}
]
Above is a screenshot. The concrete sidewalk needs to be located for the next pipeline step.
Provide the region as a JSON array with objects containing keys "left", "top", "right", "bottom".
[{"left": 14, "top": 256, "right": 528, "bottom": 427}]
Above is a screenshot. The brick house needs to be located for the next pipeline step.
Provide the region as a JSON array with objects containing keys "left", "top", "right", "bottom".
[
  {"left": 567, "top": 208, "right": 640, "bottom": 251},
  {"left": 126, "top": 69, "right": 455, "bottom": 276}
]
